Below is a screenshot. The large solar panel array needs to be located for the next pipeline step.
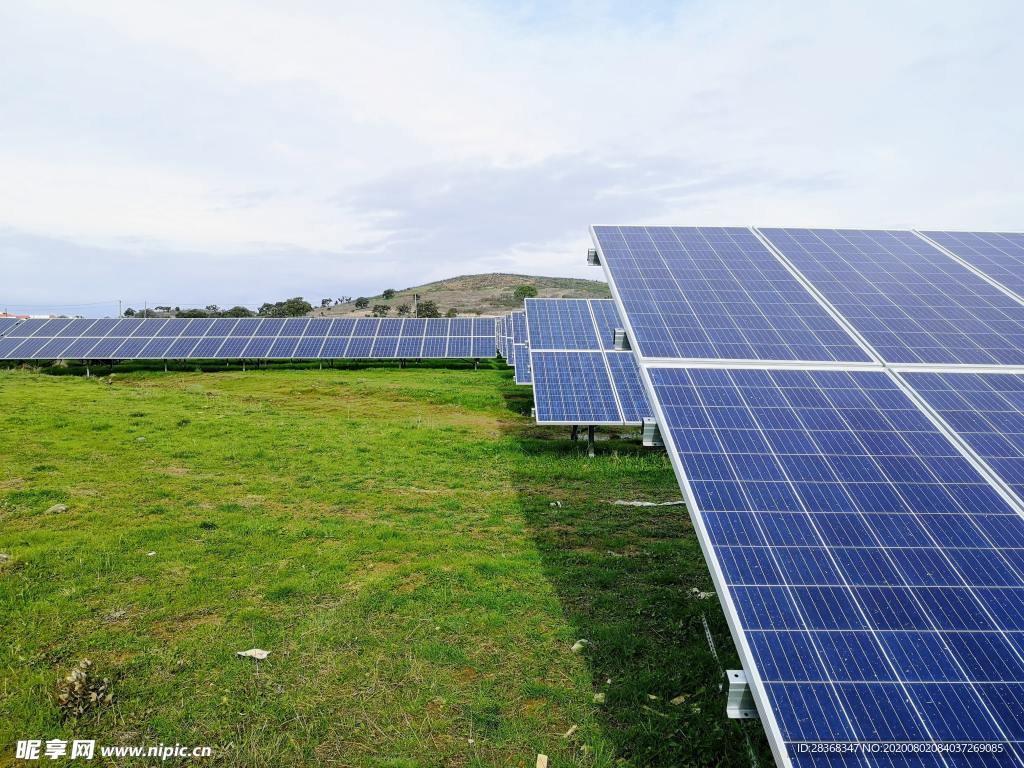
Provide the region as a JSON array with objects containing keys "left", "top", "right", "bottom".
[
  {"left": 525, "top": 298, "right": 652, "bottom": 425},
  {"left": 0, "top": 317, "right": 497, "bottom": 360},
  {"left": 592, "top": 225, "right": 1024, "bottom": 767}
]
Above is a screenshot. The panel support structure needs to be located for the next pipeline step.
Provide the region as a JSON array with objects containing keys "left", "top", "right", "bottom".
[{"left": 726, "top": 670, "right": 758, "bottom": 720}]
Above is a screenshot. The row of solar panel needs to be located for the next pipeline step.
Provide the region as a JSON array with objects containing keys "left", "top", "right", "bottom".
[
  {"left": 0, "top": 334, "right": 497, "bottom": 361},
  {"left": 497, "top": 311, "right": 532, "bottom": 385},
  {"left": 592, "top": 226, "right": 1024, "bottom": 367},
  {"left": 524, "top": 298, "right": 653, "bottom": 426},
  {"left": 1, "top": 316, "right": 497, "bottom": 339},
  {"left": 0, "top": 317, "right": 499, "bottom": 360}
]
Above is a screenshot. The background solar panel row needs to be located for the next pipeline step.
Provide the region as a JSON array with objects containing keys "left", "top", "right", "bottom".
[
  {"left": 0, "top": 317, "right": 497, "bottom": 360},
  {"left": 921, "top": 231, "right": 1024, "bottom": 302},
  {"left": 525, "top": 298, "right": 652, "bottom": 425},
  {"left": 591, "top": 226, "right": 873, "bottom": 364},
  {"left": 649, "top": 365, "right": 1024, "bottom": 765},
  {"left": 758, "top": 228, "right": 1024, "bottom": 366}
]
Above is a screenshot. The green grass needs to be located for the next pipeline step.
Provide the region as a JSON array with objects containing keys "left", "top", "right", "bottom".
[{"left": 0, "top": 366, "right": 769, "bottom": 766}]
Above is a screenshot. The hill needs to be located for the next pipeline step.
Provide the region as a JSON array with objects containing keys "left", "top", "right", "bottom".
[{"left": 315, "top": 273, "right": 610, "bottom": 317}]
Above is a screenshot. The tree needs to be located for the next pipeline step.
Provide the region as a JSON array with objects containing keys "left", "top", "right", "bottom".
[
  {"left": 416, "top": 300, "right": 441, "bottom": 318},
  {"left": 321, "top": 298, "right": 332, "bottom": 309},
  {"left": 445, "top": 308, "right": 458, "bottom": 318},
  {"left": 205, "top": 304, "right": 221, "bottom": 313},
  {"left": 258, "top": 297, "right": 314, "bottom": 317},
  {"left": 176, "top": 308, "right": 210, "bottom": 318},
  {"left": 396, "top": 303, "right": 411, "bottom": 317},
  {"left": 382, "top": 288, "right": 397, "bottom": 300},
  {"left": 221, "top": 305, "right": 255, "bottom": 317},
  {"left": 123, "top": 307, "right": 136, "bottom": 317},
  {"left": 354, "top": 297, "right": 370, "bottom": 309},
  {"left": 513, "top": 285, "right": 538, "bottom": 301},
  {"left": 371, "top": 304, "right": 391, "bottom": 317}
]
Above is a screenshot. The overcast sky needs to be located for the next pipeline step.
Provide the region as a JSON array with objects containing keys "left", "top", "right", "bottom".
[{"left": 1, "top": 0, "right": 1021, "bottom": 314}]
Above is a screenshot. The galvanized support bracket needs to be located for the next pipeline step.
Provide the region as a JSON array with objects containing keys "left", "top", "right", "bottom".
[
  {"left": 613, "top": 328, "right": 631, "bottom": 351},
  {"left": 587, "top": 248, "right": 600, "bottom": 266},
  {"left": 726, "top": 670, "right": 759, "bottom": 720},
  {"left": 642, "top": 417, "right": 663, "bottom": 447}
]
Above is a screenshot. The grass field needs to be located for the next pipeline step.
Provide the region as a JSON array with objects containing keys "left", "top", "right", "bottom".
[{"left": 0, "top": 365, "right": 769, "bottom": 767}]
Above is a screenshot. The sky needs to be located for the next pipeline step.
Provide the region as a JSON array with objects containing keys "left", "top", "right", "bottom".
[{"left": 1, "top": 0, "right": 1022, "bottom": 315}]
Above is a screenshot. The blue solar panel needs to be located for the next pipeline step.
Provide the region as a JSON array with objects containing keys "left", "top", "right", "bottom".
[
  {"left": 397, "top": 336, "right": 423, "bottom": 357},
  {"left": 525, "top": 298, "right": 652, "bottom": 424},
  {"left": 592, "top": 226, "right": 871, "bottom": 363},
  {"left": 370, "top": 336, "right": 399, "bottom": 358},
  {"left": 113, "top": 338, "right": 150, "bottom": 358},
  {"left": 649, "top": 365, "right": 1024, "bottom": 762},
  {"left": 447, "top": 336, "right": 472, "bottom": 358},
  {"left": 760, "top": 228, "right": 1024, "bottom": 365},
  {"left": 905, "top": 372, "right": 1024, "bottom": 501},
  {"left": 294, "top": 337, "right": 326, "bottom": 358},
  {"left": 35, "top": 337, "right": 74, "bottom": 358},
  {"left": 5, "top": 319, "right": 48, "bottom": 337},
  {"left": 130, "top": 320, "right": 165, "bottom": 337},
  {"left": 0, "top": 318, "right": 22, "bottom": 336},
  {"left": 165, "top": 337, "right": 201, "bottom": 357},
  {"left": 589, "top": 299, "right": 621, "bottom": 350},
  {"left": 217, "top": 337, "right": 249, "bottom": 358},
  {"left": 525, "top": 299, "right": 599, "bottom": 350},
  {"left": 421, "top": 336, "right": 447, "bottom": 358},
  {"left": 531, "top": 352, "right": 622, "bottom": 423},
  {"left": 511, "top": 311, "right": 527, "bottom": 344},
  {"left": 320, "top": 337, "right": 349, "bottom": 357},
  {"left": 139, "top": 337, "right": 176, "bottom": 358},
  {"left": 0, "top": 316, "right": 497, "bottom": 360},
  {"left": 268, "top": 337, "right": 300, "bottom": 358},
  {"left": 230, "top": 318, "right": 261, "bottom": 336},
  {"left": 606, "top": 351, "right": 649, "bottom": 423},
  {"left": 921, "top": 231, "right": 1024, "bottom": 301},
  {"left": 513, "top": 344, "right": 531, "bottom": 384}
]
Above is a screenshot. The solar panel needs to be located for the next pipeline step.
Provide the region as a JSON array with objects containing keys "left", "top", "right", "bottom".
[
  {"left": 0, "top": 316, "right": 497, "bottom": 360},
  {"left": 759, "top": 228, "right": 1024, "bottom": 366},
  {"left": 0, "top": 318, "right": 22, "bottom": 336},
  {"left": 511, "top": 311, "right": 527, "bottom": 344},
  {"left": 525, "top": 299, "right": 599, "bottom": 349},
  {"left": 531, "top": 352, "right": 621, "bottom": 423},
  {"left": 512, "top": 344, "right": 531, "bottom": 384},
  {"left": 904, "top": 371, "right": 1024, "bottom": 500},
  {"left": 591, "top": 226, "right": 872, "bottom": 364},
  {"left": 920, "top": 231, "right": 1024, "bottom": 301},
  {"left": 649, "top": 365, "right": 1024, "bottom": 763},
  {"left": 525, "top": 298, "right": 652, "bottom": 424}
]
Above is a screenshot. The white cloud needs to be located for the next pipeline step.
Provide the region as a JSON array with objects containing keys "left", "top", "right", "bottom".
[{"left": 0, "top": 0, "right": 1021, "bottom": 308}]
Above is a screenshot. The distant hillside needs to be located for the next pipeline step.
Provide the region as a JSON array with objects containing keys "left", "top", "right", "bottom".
[{"left": 315, "top": 273, "right": 611, "bottom": 317}]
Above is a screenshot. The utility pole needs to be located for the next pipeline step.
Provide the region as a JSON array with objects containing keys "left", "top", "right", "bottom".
[
  {"left": 413, "top": 293, "right": 420, "bottom": 317},
  {"left": 118, "top": 300, "right": 122, "bottom": 318}
]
